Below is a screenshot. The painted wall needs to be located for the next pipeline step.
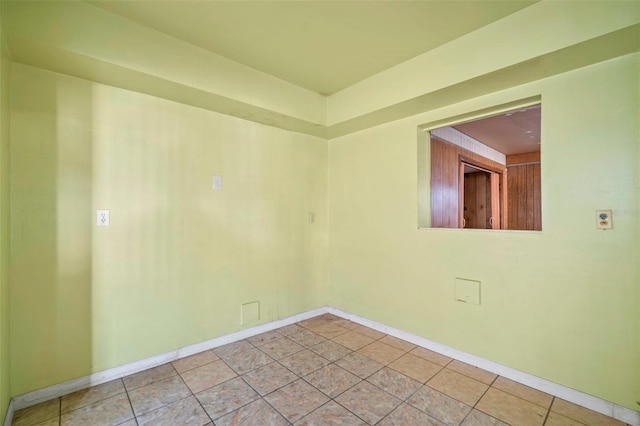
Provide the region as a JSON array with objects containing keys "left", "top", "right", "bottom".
[
  {"left": 9, "top": 64, "right": 328, "bottom": 395},
  {"left": 0, "top": 10, "right": 11, "bottom": 420},
  {"left": 328, "top": 54, "right": 640, "bottom": 410}
]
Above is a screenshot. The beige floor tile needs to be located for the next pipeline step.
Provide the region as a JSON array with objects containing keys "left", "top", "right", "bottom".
[
  {"left": 335, "top": 352, "right": 384, "bottom": 379},
  {"left": 427, "top": 369, "right": 488, "bottom": 406},
  {"left": 280, "top": 349, "right": 330, "bottom": 376},
  {"left": 277, "top": 323, "right": 305, "bottom": 336},
  {"left": 332, "top": 319, "right": 361, "bottom": 330},
  {"left": 544, "top": 411, "right": 585, "bottom": 426},
  {"left": 353, "top": 326, "right": 386, "bottom": 340},
  {"left": 195, "top": 376, "right": 259, "bottom": 420},
  {"left": 128, "top": 375, "right": 191, "bottom": 416},
  {"left": 117, "top": 420, "right": 138, "bottom": 426},
  {"left": 492, "top": 376, "right": 552, "bottom": 409},
  {"left": 335, "top": 381, "right": 401, "bottom": 425},
  {"left": 310, "top": 340, "right": 352, "bottom": 362},
  {"left": 265, "top": 379, "right": 329, "bottom": 423},
  {"left": 378, "top": 403, "right": 445, "bottom": 426},
  {"left": 180, "top": 359, "right": 237, "bottom": 393},
  {"left": 136, "top": 395, "right": 210, "bottom": 426},
  {"left": 242, "top": 362, "right": 298, "bottom": 396},
  {"left": 408, "top": 386, "right": 472, "bottom": 426},
  {"left": 461, "top": 409, "right": 508, "bottom": 425},
  {"left": 13, "top": 399, "right": 60, "bottom": 426},
  {"left": 61, "top": 393, "right": 133, "bottom": 426},
  {"left": 215, "top": 398, "right": 288, "bottom": 426},
  {"left": 332, "top": 330, "right": 376, "bottom": 351},
  {"left": 32, "top": 417, "right": 60, "bottom": 426},
  {"left": 212, "top": 340, "right": 254, "bottom": 359},
  {"left": 446, "top": 360, "right": 497, "bottom": 385},
  {"left": 61, "top": 380, "right": 125, "bottom": 413},
  {"left": 317, "top": 313, "right": 342, "bottom": 321},
  {"left": 298, "top": 317, "right": 330, "bottom": 330},
  {"left": 123, "top": 364, "right": 177, "bottom": 391},
  {"left": 379, "top": 335, "right": 416, "bottom": 352},
  {"left": 367, "top": 367, "right": 422, "bottom": 400},
  {"left": 550, "top": 399, "right": 624, "bottom": 426},
  {"left": 247, "top": 330, "right": 283, "bottom": 346},
  {"left": 172, "top": 350, "right": 219, "bottom": 373},
  {"left": 223, "top": 347, "right": 273, "bottom": 375},
  {"left": 410, "top": 347, "right": 453, "bottom": 367},
  {"left": 296, "top": 400, "right": 367, "bottom": 426},
  {"left": 288, "top": 329, "right": 328, "bottom": 347},
  {"left": 260, "top": 337, "right": 305, "bottom": 360},
  {"left": 389, "top": 353, "right": 442, "bottom": 383},
  {"left": 304, "top": 364, "right": 361, "bottom": 398},
  {"left": 476, "top": 388, "right": 547, "bottom": 426},
  {"left": 312, "top": 322, "right": 350, "bottom": 339},
  {"left": 357, "top": 341, "right": 405, "bottom": 365}
]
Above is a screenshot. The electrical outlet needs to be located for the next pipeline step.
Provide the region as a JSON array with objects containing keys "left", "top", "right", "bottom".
[
  {"left": 595, "top": 210, "right": 612, "bottom": 230},
  {"left": 213, "top": 175, "right": 223, "bottom": 190},
  {"left": 309, "top": 212, "right": 315, "bottom": 224},
  {"left": 97, "top": 210, "right": 110, "bottom": 226}
]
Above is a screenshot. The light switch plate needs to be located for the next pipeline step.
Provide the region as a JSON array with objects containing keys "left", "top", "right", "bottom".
[
  {"left": 213, "top": 176, "right": 223, "bottom": 190},
  {"left": 596, "top": 210, "right": 612, "bottom": 230},
  {"left": 97, "top": 210, "right": 110, "bottom": 226}
]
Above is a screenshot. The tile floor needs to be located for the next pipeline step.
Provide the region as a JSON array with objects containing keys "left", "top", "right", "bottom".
[{"left": 12, "top": 314, "right": 629, "bottom": 426}]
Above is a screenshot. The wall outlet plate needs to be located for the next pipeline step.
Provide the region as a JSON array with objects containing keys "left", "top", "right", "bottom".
[
  {"left": 97, "top": 210, "right": 110, "bottom": 226},
  {"left": 213, "top": 175, "right": 223, "bottom": 190},
  {"left": 595, "top": 210, "right": 612, "bottom": 230}
]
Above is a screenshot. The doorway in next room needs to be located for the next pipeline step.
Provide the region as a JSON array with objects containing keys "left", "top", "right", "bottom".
[{"left": 430, "top": 103, "right": 541, "bottom": 231}]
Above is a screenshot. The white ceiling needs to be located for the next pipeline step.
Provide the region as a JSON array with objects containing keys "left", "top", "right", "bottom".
[{"left": 87, "top": 1, "right": 535, "bottom": 95}]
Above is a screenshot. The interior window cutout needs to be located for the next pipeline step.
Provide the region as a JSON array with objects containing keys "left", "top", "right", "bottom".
[{"left": 426, "top": 103, "right": 541, "bottom": 231}]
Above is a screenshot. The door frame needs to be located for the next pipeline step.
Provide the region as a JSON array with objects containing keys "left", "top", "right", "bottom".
[{"left": 458, "top": 155, "right": 507, "bottom": 229}]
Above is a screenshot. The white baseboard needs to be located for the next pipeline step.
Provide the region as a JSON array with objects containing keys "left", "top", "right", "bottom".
[
  {"left": 4, "top": 306, "right": 638, "bottom": 426},
  {"left": 2, "top": 399, "right": 14, "bottom": 426},
  {"left": 326, "top": 306, "right": 640, "bottom": 426},
  {"left": 5, "top": 306, "right": 329, "bottom": 420}
]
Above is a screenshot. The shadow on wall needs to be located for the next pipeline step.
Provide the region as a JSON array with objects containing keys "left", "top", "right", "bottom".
[{"left": 10, "top": 67, "right": 93, "bottom": 395}]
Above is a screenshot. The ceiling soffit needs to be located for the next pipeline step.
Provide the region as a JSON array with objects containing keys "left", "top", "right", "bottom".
[{"left": 87, "top": 0, "right": 534, "bottom": 95}]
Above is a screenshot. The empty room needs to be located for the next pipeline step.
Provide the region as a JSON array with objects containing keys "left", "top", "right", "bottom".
[{"left": 0, "top": 1, "right": 638, "bottom": 425}]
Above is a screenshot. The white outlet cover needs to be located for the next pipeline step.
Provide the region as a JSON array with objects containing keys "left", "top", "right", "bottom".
[
  {"left": 97, "top": 210, "right": 110, "bottom": 226},
  {"left": 596, "top": 209, "right": 612, "bottom": 230},
  {"left": 213, "top": 176, "right": 223, "bottom": 190}
]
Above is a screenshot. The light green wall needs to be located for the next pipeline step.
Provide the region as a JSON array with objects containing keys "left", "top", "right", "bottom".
[
  {"left": 0, "top": 9, "right": 10, "bottom": 421},
  {"left": 328, "top": 54, "right": 640, "bottom": 410},
  {"left": 9, "top": 64, "right": 328, "bottom": 395},
  {"left": 3, "top": 0, "right": 639, "bottom": 417}
]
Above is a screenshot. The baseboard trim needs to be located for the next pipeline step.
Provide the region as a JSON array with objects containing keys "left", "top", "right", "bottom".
[
  {"left": 2, "top": 399, "right": 14, "bottom": 426},
  {"left": 326, "top": 306, "right": 640, "bottom": 426},
  {"left": 6, "top": 306, "right": 329, "bottom": 417},
  {"left": 4, "top": 305, "right": 638, "bottom": 426}
]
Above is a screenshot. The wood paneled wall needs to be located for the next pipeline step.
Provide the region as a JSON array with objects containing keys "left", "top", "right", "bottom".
[
  {"left": 430, "top": 137, "right": 504, "bottom": 228},
  {"left": 506, "top": 152, "right": 541, "bottom": 230}
]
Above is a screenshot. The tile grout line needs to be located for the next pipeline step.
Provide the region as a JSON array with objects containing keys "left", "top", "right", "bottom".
[
  {"left": 542, "top": 397, "right": 555, "bottom": 425},
  {"left": 121, "top": 378, "right": 137, "bottom": 425}
]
